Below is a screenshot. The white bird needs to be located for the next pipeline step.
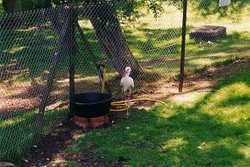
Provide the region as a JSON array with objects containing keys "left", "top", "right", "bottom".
[
  {"left": 121, "top": 67, "right": 134, "bottom": 93},
  {"left": 120, "top": 67, "right": 134, "bottom": 116}
]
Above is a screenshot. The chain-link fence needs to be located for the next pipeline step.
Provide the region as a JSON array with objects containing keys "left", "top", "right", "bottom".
[
  {"left": 1, "top": 1, "right": 250, "bottom": 163},
  {"left": 0, "top": 6, "right": 71, "bottom": 161},
  {"left": 185, "top": 1, "right": 250, "bottom": 75}
]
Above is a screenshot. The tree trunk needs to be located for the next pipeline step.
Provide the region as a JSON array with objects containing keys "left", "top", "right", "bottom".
[{"left": 86, "top": 3, "right": 143, "bottom": 77}]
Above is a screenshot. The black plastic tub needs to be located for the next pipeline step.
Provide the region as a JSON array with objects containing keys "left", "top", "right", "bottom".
[{"left": 71, "top": 93, "right": 113, "bottom": 118}]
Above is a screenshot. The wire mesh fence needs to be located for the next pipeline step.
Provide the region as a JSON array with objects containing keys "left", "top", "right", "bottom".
[
  {"left": 0, "top": 6, "right": 71, "bottom": 161},
  {"left": 0, "top": 1, "right": 250, "bottom": 163},
  {"left": 184, "top": 0, "right": 250, "bottom": 76}
]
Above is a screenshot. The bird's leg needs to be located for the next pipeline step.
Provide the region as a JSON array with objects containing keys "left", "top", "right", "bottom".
[
  {"left": 122, "top": 92, "right": 128, "bottom": 118},
  {"left": 126, "top": 94, "right": 130, "bottom": 117},
  {"left": 126, "top": 88, "right": 132, "bottom": 117}
]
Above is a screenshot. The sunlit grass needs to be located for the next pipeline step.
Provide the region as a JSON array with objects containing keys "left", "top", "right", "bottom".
[
  {"left": 50, "top": 160, "right": 83, "bottom": 167},
  {"left": 200, "top": 79, "right": 250, "bottom": 123},
  {"left": 67, "top": 64, "right": 250, "bottom": 166},
  {"left": 4, "top": 46, "right": 28, "bottom": 54},
  {"left": 1, "top": 1, "right": 250, "bottom": 165},
  {"left": 0, "top": 0, "right": 3, "bottom": 14},
  {"left": 1, "top": 2, "right": 250, "bottom": 85}
]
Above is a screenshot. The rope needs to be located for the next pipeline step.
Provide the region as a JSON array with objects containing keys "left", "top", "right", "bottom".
[{"left": 110, "top": 98, "right": 167, "bottom": 112}]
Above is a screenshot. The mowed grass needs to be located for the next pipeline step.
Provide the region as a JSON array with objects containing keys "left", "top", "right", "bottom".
[
  {"left": 0, "top": 108, "right": 68, "bottom": 163},
  {"left": 1, "top": 2, "right": 250, "bottom": 165},
  {"left": 0, "top": 3, "right": 250, "bottom": 85},
  {"left": 0, "top": 0, "right": 3, "bottom": 14},
  {"left": 67, "top": 65, "right": 250, "bottom": 166}
]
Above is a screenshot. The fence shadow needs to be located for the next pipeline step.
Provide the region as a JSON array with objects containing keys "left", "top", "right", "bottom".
[{"left": 74, "top": 67, "right": 250, "bottom": 166}]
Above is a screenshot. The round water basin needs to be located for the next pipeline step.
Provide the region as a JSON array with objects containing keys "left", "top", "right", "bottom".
[{"left": 71, "top": 93, "right": 112, "bottom": 118}]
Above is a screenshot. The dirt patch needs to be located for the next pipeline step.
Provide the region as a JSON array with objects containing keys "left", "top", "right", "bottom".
[
  {"left": 21, "top": 119, "right": 123, "bottom": 167},
  {"left": 1, "top": 57, "right": 247, "bottom": 115},
  {"left": 0, "top": 60, "right": 24, "bottom": 82},
  {"left": 136, "top": 58, "right": 250, "bottom": 105}
]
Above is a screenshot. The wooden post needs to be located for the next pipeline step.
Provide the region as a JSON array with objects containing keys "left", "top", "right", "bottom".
[
  {"left": 179, "top": 0, "right": 188, "bottom": 93},
  {"left": 69, "top": 8, "right": 77, "bottom": 118},
  {"left": 69, "top": 49, "right": 75, "bottom": 118},
  {"left": 35, "top": 7, "right": 76, "bottom": 129},
  {"left": 34, "top": 52, "right": 61, "bottom": 129}
]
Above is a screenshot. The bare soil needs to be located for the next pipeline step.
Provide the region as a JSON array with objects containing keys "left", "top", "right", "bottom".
[
  {"left": 20, "top": 120, "right": 123, "bottom": 167},
  {"left": 137, "top": 58, "right": 250, "bottom": 105}
]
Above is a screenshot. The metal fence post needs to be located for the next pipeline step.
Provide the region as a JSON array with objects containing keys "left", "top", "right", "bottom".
[
  {"left": 68, "top": 8, "right": 77, "bottom": 118},
  {"left": 179, "top": 0, "right": 188, "bottom": 92}
]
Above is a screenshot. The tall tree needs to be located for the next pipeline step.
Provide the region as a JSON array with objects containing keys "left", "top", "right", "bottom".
[{"left": 85, "top": 3, "right": 143, "bottom": 76}]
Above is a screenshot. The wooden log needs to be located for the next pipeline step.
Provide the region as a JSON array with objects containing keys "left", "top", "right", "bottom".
[
  {"left": 76, "top": 23, "right": 112, "bottom": 95},
  {"left": 76, "top": 22, "right": 98, "bottom": 62}
]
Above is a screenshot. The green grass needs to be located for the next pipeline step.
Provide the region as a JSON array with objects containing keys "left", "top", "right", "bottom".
[
  {"left": 68, "top": 65, "right": 250, "bottom": 166},
  {"left": 1, "top": 2, "right": 250, "bottom": 165},
  {"left": 1, "top": 22, "right": 250, "bottom": 86},
  {"left": 1, "top": 3, "right": 250, "bottom": 85},
  {"left": 0, "top": 0, "right": 3, "bottom": 14},
  {"left": 0, "top": 108, "right": 68, "bottom": 163},
  {"left": 49, "top": 160, "right": 83, "bottom": 167}
]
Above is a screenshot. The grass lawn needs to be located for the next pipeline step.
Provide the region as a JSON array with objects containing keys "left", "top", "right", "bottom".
[
  {"left": 0, "top": 3, "right": 250, "bottom": 85},
  {"left": 0, "top": 108, "right": 68, "bottom": 162},
  {"left": 0, "top": 0, "right": 3, "bottom": 14},
  {"left": 66, "top": 64, "right": 250, "bottom": 166},
  {"left": 1, "top": 2, "right": 250, "bottom": 164}
]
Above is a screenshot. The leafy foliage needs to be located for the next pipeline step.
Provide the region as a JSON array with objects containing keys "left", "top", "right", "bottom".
[
  {"left": 2, "top": 0, "right": 51, "bottom": 12},
  {"left": 192, "top": 0, "right": 249, "bottom": 17},
  {"left": 1, "top": 0, "right": 167, "bottom": 20},
  {"left": 2, "top": 0, "right": 250, "bottom": 19}
]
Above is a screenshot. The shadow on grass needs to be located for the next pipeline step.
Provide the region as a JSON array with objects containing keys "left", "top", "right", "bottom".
[
  {"left": 71, "top": 66, "right": 250, "bottom": 166},
  {"left": 1, "top": 20, "right": 250, "bottom": 88},
  {"left": 0, "top": 24, "right": 106, "bottom": 83},
  {"left": 0, "top": 108, "right": 68, "bottom": 163},
  {"left": 187, "top": 32, "right": 250, "bottom": 56},
  {"left": 124, "top": 26, "right": 190, "bottom": 60},
  {"left": 219, "top": 95, "right": 250, "bottom": 107}
]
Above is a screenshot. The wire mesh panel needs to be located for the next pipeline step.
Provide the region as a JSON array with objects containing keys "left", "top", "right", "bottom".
[
  {"left": 1, "top": 0, "right": 250, "bottom": 163},
  {"left": 74, "top": 3, "right": 183, "bottom": 99},
  {"left": 122, "top": 4, "right": 183, "bottom": 87},
  {"left": 0, "top": 3, "right": 183, "bottom": 161},
  {"left": 184, "top": 1, "right": 250, "bottom": 76},
  {"left": 0, "top": 6, "right": 72, "bottom": 161}
]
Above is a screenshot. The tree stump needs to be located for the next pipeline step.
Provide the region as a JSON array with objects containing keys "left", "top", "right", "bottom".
[{"left": 190, "top": 25, "right": 226, "bottom": 41}]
